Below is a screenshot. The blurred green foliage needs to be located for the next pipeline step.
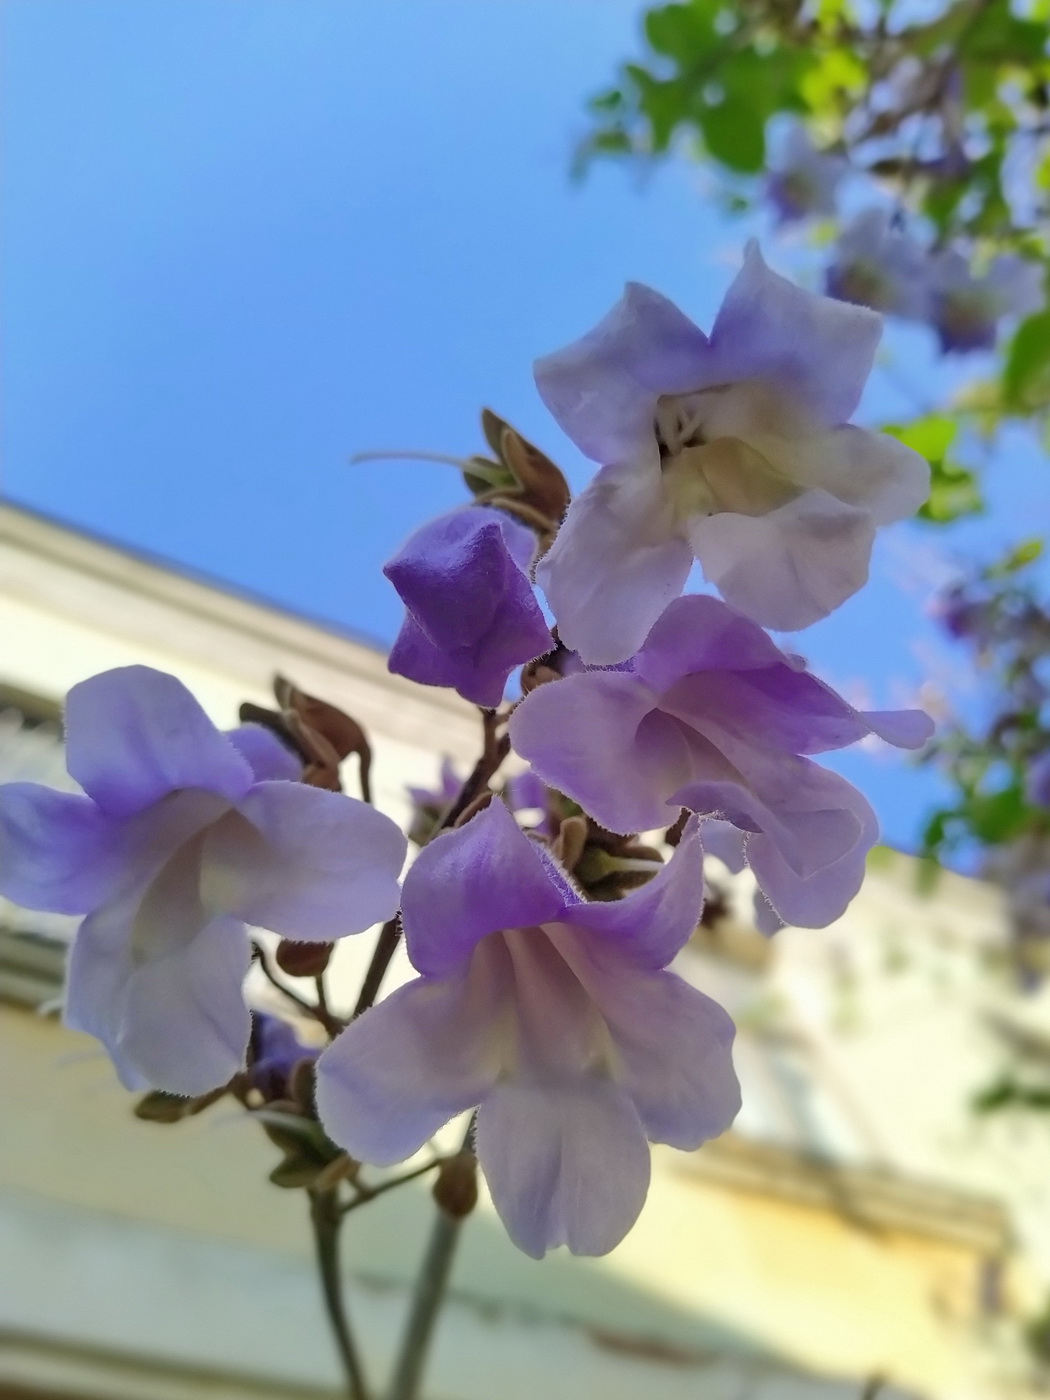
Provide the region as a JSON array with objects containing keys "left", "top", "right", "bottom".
[{"left": 581, "top": 0, "right": 1050, "bottom": 521}]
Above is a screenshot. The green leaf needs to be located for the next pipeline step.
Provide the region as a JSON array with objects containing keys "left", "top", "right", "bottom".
[
  {"left": 644, "top": 2, "right": 719, "bottom": 61},
  {"left": 920, "top": 464, "right": 984, "bottom": 523},
  {"left": 1003, "top": 308, "right": 1050, "bottom": 411},
  {"left": 628, "top": 67, "right": 693, "bottom": 151},
  {"left": 699, "top": 93, "right": 765, "bottom": 171},
  {"left": 963, "top": 783, "right": 1028, "bottom": 843},
  {"left": 988, "top": 537, "right": 1045, "bottom": 575},
  {"left": 883, "top": 416, "right": 983, "bottom": 523},
  {"left": 884, "top": 414, "right": 956, "bottom": 462}
]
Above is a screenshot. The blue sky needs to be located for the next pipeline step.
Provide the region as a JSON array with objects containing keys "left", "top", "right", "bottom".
[{"left": 4, "top": 0, "right": 1048, "bottom": 854}]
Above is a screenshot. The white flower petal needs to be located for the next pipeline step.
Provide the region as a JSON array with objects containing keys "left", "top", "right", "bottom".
[
  {"left": 317, "top": 957, "right": 507, "bottom": 1166},
  {"left": 118, "top": 914, "right": 252, "bottom": 1096},
  {"left": 65, "top": 667, "right": 254, "bottom": 817},
  {"left": 475, "top": 1079, "right": 651, "bottom": 1258},
  {"left": 689, "top": 489, "right": 875, "bottom": 631},
  {"left": 203, "top": 782, "right": 406, "bottom": 941},
  {"left": 537, "top": 460, "right": 693, "bottom": 665}
]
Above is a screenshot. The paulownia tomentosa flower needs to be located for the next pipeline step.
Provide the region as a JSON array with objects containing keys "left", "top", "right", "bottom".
[
  {"left": 0, "top": 666, "right": 406, "bottom": 1095},
  {"left": 511, "top": 595, "right": 933, "bottom": 929},
  {"left": 316, "top": 800, "right": 739, "bottom": 1258},
  {"left": 534, "top": 242, "right": 930, "bottom": 663}
]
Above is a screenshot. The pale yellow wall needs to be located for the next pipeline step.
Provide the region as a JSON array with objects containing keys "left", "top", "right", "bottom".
[{"left": 0, "top": 1005, "right": 1027, "bottom": 1400}]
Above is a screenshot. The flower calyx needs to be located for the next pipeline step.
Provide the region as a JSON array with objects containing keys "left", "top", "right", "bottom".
[
  {"left": 432, "top": 1150, "right": 479, "bottom": 1219},
  {"left": 467, "top": 409, "right": 571, "bottom": 551},
  {"left": 551, "top": 809, "right": 664, "bottom": 902},
  {"left": 240, "top": 676, "right": 372, "bottom": 799}
]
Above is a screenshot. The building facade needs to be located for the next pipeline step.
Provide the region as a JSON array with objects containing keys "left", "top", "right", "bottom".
[{"left": 2, "top": 501, "right": 1049, "bottom": 1400}]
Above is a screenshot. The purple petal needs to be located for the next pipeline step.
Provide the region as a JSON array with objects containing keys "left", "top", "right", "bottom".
[
  {"left": 672, "top": 742, "right": 867, "bottom": 880},
  {"left": 536, "top": 462, "right": 693, "bottom": 665},
  {"left": 634, "top": 595, "right": 794, "bottom": 693},
  {"left": 65, "top": 667, "right": 253, "bottom": 818},
  {"left": 118, "top": 914, "right": 253, "bottom": 1096},
  {"left": 385, "top": 508, "right": 552, "bottom": 708},
  {"left": 504, "top": 768, "right": 547, "bottom": 813},
  {"left": 388, "top": 613, "right": 475, "bottom": 693},
  {"left": 203, "top": 782, "right": 406, "bottom": 941},
  {"left": 699, "top": 817, "right": 747, "bottom": 873},
  {"left": 64, "top": 895, "right": 145, "bottom": 1089},
  {"left": 986, "top": 254, "right": 1045, "bottom": 318},
  {"left": 753, "top": 893, "right": 786, "bottom": 935},
  {"left": 400, "top": 799, "right": 568, "bottom": 977},
  {"left": 225, "top": 724, "right": 302, "bottom": 783},
  {"left": 475, "top": 1079, "right": 651, "bottom": 1258},
  {"left": 646, "top": 617, "right": 932, "bottom": 755},
  {"left": 562, "top": 818, "right": 705, "bottom": 967},
  {"left": 742, "top": 767, "right": 879, "bottom": 927},
  {"left": 574, "top": 956, "right": 740, "bottom": 1148},
  {"left": 826, "top": 209, "right": 931, "bottom": 322},
  {"left": 1028, "top": 754, "right": 1050, "bottom": 809},
  {"left": 0, "top": 784, "right": 126, "bottom": 914},
  {"left": 707, "top": 242, "right": 882, "bottom": 425},
  {"left": 689, "top": 488, "right": 875, "bottom": 631},
  {"left": 863, "top": 708, "right": 934, "bottom": 749},
  {"left": 511, "top": 671, "right": 688, "bottom": 834},
  {"left": 534, "top": 282, "right": 711, "bottom": 463},
  {"left": 661, "top": 668, "right": 862, "bottom": 757},
  {"left": 316, "top": 964, "right": 505, "bottom": 1166}
]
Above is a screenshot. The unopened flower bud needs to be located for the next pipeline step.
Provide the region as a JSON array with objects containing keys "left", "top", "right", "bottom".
[
  {"left": 276, "top": 939, "right": 333, "bottom": 978},
  {"left": 432, "top": 1151, "right": 479, "bottom": 1219},
  {"left": 552, "top": 814, "right": 589, "bottom": 872}
]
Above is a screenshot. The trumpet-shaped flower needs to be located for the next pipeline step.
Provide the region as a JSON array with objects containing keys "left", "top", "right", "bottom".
[
  {"left": 385, "top": 507, "right": 553, "bottom": 707},
  {"left": 316, "top": 800, "right": 739, "bottom": 1258},
  {"left": 0, "top": 666, "right": 406, "bottom": 1096},
  {"left": 766, "top": 125, "right": 847, "bottom": 223},
  {"left": 930, "top": 250, "right": 1045, "bottom": 353},
  {"left": 534, "top": 242, "right": 929, "bottom": 662},
  {"left": 825, "top": 209, "right": 931, "bottom": 321},
  {"left": 511, "top": 596, "right": 934, "bottom": 928}
]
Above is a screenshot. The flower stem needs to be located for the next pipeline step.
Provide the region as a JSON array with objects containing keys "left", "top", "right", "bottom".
[
  {"left": 353, "top": 708, "right": 511, "bottom": 1020},
  {"left": 308, "top": 1188, "right": 371, "bottom": 1400},
  {"left": 386, "top": 1204, "right": 463, "bottom": 1400},
  {"left": 352, "top": 916, "right": 401, "bottom": 1018}
]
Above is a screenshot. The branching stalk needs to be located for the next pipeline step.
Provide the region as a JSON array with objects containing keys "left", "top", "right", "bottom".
[
  {"left": 386, "top": 1206, "right": 464, "bottom": 1400},
  {"left": 386, "top": 1123, "right": 475, "bottom": 1400},
  {"left": 353, "top": 708, "right": 511, "bottom": 1019},
  {"left": 309, "top": 1188, "right": 371, "bottom": 1400}
]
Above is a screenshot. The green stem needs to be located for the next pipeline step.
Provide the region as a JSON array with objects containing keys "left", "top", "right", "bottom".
[
  {"left": 308, "top": 1189, "right": 371, "bottom": 1400},
  {"left": 386, "top": 1123, "right": 474, "bottom": 1400},
  {"left": 386, "top": 1208, "right": 463, "bottom": 1400}
]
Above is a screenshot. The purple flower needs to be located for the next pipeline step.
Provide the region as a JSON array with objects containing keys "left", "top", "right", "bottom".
[
  {"left": 249, "top": 1012, "right": 317, "bottom": 1100},
  {"left": 0, "top": 666, "right": 406, "bottom": 1096},
  {"left": 316, "top": 800, "right": 739, "bottom": 1258},
  {"left": 385, "top": 507, "right": 553, "bottom": 707},
  {"left": 511, "top": 596, "right": 934, "bottom": 928},
  {"left": 1028, "top": 754, "right": 1050, "bottom": 810},
  {"left": 937, "top": 584, "right": 993, "bottom": 645},
  {"left": 930, "top": 251, "right": 1045, "bottom": 354},
  {"left": 406, "top": 758, "right": 461, "bottom": 816},
  {"left": 534, "top": 242, "right": 929, "bottom": 663},
  {"left": 766, "top": 125, "right": 847, "bottom": 223},
  {"left": 406, "top": 757, "right": 462, "bottom": 845},
  {"left": 825, "top": 209, "right": 931, "bottom": 321},
  {"left": 697, "top": 817, "right": 785, "bottom": 934}
]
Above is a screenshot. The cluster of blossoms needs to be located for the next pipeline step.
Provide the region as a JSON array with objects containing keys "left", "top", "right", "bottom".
[
  {"left": 927, "top": 569, "right": 1050, "bottom": 986},
  {"left": 0, "top": 247, "right": 933, "bottom": 1258},
  {"left": 767, "top": 125, "right": 1045, "bottom": 353}
]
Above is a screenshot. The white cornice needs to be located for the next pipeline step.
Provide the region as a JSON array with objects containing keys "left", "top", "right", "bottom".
[{"left": 0, "top": 502, "right": 479, "bottom": 758}]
